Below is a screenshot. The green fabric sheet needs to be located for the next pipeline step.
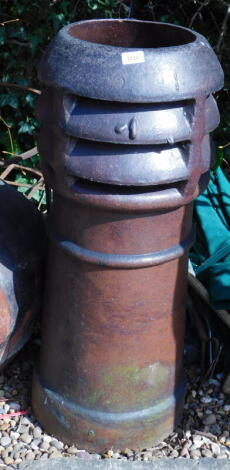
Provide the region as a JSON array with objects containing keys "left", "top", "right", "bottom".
[{"left": 190, "top": 168, "right": 230, "bottom": 309}]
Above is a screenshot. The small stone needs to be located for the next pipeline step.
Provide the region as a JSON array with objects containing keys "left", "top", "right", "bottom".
[
  {"left": 15, "top": 459, "right": 23, "bottom": 465},
  {"left": 217, "top": 400, "right": 224, "bottom": 406},
  {"left": 33, "top": 427, "right": 42, "bottom": 439},
  {"left": 180, "top": 441, "right": 192, "bottom": 457},
  {"left": 223, "top": 405, "right": 230, "bottom": 412},
  {"left": 10, "top": 431, "right": 20, "bottom": 439},
  {"left": 201, "top": 449, "right": 213, "bottom": 458},
  {"left": 18, "top": 425, "right": 29, "bottom": 434},
  {"left": 124, "top": 448, "right": 133, "bottom": 457},
  {"left": 67, "top": 446, "right": 78, "bottom": 454},
  {"left": 43, "top": 434, "right": 52, "bottom": 443},
  {"left": 190, "top": 449, "right": 201, "bottom": 459},
  {"left": 170, "top": 449, "right": 179, "bottom": 457},
  {"left": 31, "top": 439, "right": 41, "bottom": 450},
  {"left": 143, "top": 453, "right": 153, "bottom": 461},
  {"left": 0, "top": 422, "right": 10, "bottom": 431},
  {"left": 210, "top": 424, "right": 221, "bottom": 435},
  {"left": 21, "top": 417, "right": 32, "bottom": 426},
  {"left": 223, "top": 374, "right": 230, "bottom": 395},
  {"left": 14, "top": 443, "right": 22, "bottom": 451},
  {"left": 50, "top": 439, "right": 63, "bottom": 450},
  {"left": 8, "top": 402, "right": 20, "bottom": 411},
  {"left": 2, "top": 450, "right": 9, "bottom": 459},
  {"left": 1, "top": 436, "right": 11, "bottom": 447},
  {"left": 49, "top": 451, "right": 63, "bottom": 459},
  {"left": 211, "top": 442, "right": 221, "bottom": 456},
  {"left": 40, "top": 441, "right": 50, "bottom": 451},
  {"left": 200, "top": 396, "right": 212, "bottom": 404},
  {"left": 193, "top": 435, "right": 208, "bottom": 447},
  {"left": 107, "top": 450, "right": 113, "bottom": 458},
  {"left": 49, "top": 446, "right": 59, "bottom": 454},
  {"left": 4, "top": 456, "right": 14, "bottom": 465},
  {"left": 20, "top": 433, "right": 32, "bottom": 444},
  {"left": 223, "top": 431, "right": 229, "bottom": 437},
  {"left": 25, "top": 451, "right": 35, "bottom": 461},
  {"left": 202, "top": 413, "right": 216, "bottom": 425}
]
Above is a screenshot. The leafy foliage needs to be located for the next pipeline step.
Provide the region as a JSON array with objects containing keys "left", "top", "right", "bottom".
[{"left": 0, "top": 0, "right": 229, "bottom": 167}]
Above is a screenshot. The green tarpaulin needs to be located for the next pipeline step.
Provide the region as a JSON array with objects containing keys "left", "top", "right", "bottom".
[{"left": 190, "top": 168, "right": 230, "bottom": 310}]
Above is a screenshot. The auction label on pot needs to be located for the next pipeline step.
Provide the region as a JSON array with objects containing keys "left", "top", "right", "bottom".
[{"left": 121, "top": 51, "right": 145, "bottom": 65}]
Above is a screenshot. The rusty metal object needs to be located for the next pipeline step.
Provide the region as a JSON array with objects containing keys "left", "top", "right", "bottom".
[
  {"left": 0, "top": 179, "right": 46, "bottom": 368},
  {"left": 32, "top": 20, "right": 223, "bottom": 451}
]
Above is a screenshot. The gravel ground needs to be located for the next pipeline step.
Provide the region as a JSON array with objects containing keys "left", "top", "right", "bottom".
[{"left": 0, "top": 330, "right": 229, "bottom": 469}]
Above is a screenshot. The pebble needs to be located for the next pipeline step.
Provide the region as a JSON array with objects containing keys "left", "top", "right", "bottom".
[
  {"left": 0, "top": 422, "right": 10, "bottom": 431},
  {"left": 124, "top": 448, "right": 133, "bottom": 457},
  {"left": 50, "top": 439, "right": 64, "bottom": 450},
  {"left": 33, "top": 427, "right": 42, "bottom": 439},
  {"left": 31, "top": 439, "right": 40, "bottom": 450},
  {"left": 201, "top": 448, "right": 213, "bottom": 457},
  {"left": 211, "top": 442, "right": 221, "bottom": 456},
  {"left": 8, "top": 402, "right": 21, "bottom": 411},
  {"left": 180, "top": 441, "right": 192, "bottom": 457},
  {"left": 49, "top": 451, "right": 63, "bottom": 459},
  {"left": 223, "top": 374, "right": 230, "bottom": 395},
  {"left": 20, "top": 433, "right": 32, "bottom": 444},
  {"left": 193, "top": 435, "right": 210, "bottom": 447},
  {"left": 4, "top": 456, "right": 14, "bottom": 465},
  {"left": 40, "top": 440, "right": 50, "bottom": 451},
  {"left": 18, "top": 425, "right": 29, "bottom": 434},
  {"left": 200, "top": 396, "right": 212, "bottom": 404},
  {"left": 170, "top": 449, "right": 179, "bottom": 457},
  {"left": 11, "top": 431, "right": 20, "bottom": 439},
  {"left": 202, "top": 413, "right": 216, "bottom": 425},
  {"left": 190, "top": 449, "right": 201, "bottom": 459},
  {"left": 67, "top": 446, "right": 78, "bottom": 454},
  {"left": 25, "top": 451, "right": 35, "bottom": 461},
  {"left": 1, "top": 436, "right": 11, "bottom": 447}
]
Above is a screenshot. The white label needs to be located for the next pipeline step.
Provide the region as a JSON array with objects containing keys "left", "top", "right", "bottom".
[{"left": 121, "top": 50, "right": 145, "bottom": 65}]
